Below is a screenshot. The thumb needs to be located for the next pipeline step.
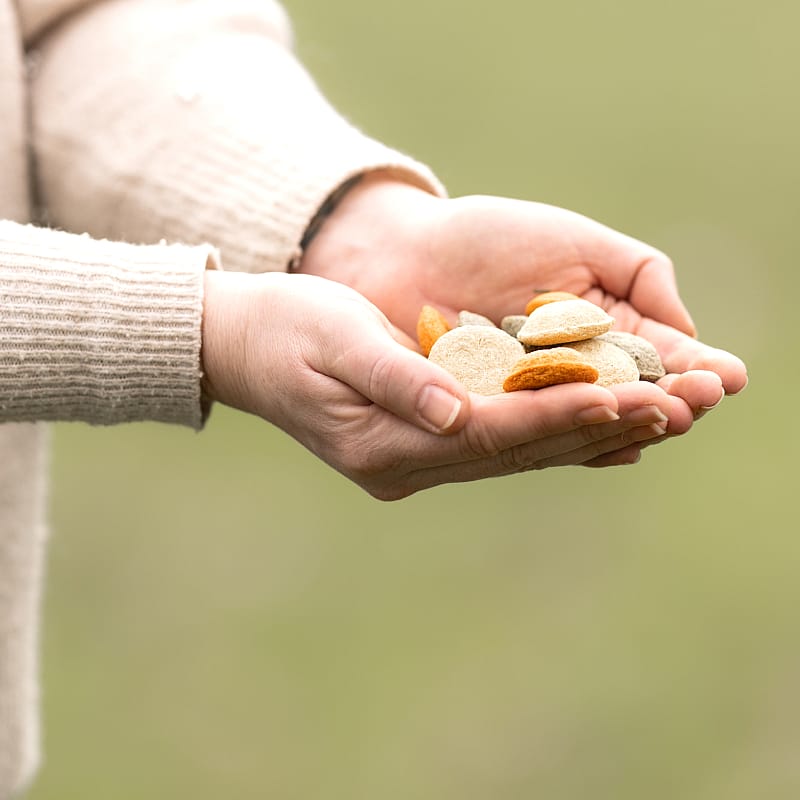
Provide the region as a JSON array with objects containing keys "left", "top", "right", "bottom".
[{"left": 326, "top": 321, "right": 471, "bottom": 435}]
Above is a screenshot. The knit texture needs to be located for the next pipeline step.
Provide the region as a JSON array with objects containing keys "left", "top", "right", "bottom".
[
  {"left": 1, "top": 1, "right": 447, "bottom": 797},
  {"left": 30, "top": 0, "right": 446, "bottom": 274},
  {"left": 0, "top": 222, "right": 217, "bottom": 427}
]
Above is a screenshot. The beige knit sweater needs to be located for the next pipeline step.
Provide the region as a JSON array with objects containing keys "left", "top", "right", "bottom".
[{"left": 0, "top": 1, "right": 442, "bottom": 796}]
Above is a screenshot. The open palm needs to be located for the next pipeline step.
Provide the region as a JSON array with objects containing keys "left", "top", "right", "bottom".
[{"left": 299, "top": 178, "right": 747, "bottom": 458}]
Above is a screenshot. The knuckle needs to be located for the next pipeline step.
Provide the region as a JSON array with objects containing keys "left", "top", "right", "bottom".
[
  {"left": 585, "top": 433, "right": 627, "bottom": 461},
  {"left": 575, "top": 422, "right": 613, "bottom": 447},
  {"left": 366, "top": 351, "right": 402, "bottom": 408},
  {"left": 459, "top": 421, "right": 505, "bottom": 460},
  {"left": 342, "top": 442, "right": 391, "bottom": 479},
  {"left": 497, "top": 444, "right": 541, "bottom": 473},
  {"left": 647, "top": 248, "right": 675, "bottom": 276}
]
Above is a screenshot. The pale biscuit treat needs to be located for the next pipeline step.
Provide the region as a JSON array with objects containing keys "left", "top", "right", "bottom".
[
  {"left": 457, "top": 310, "right": 496, "bottom": 327},
  {"left": 597, "top": 331, "right": 666, "bottom": 382},
  {"left": 416, "top": 305, "right": 451, "bottom": 357},
  {"left": 563, "top": 338, "right": 639, "bottom": 387},
  {"left": 500, "top": 315, "right": 529, "bottom": 339},
  {"left": 524, "top": 290, "right": 581, "bottom": 316},
  {"left": 429, "top": 325, "right": 525, "bottom": 396},
  {"left": 503, "top": 347, "right": 599, "bottom": 391},
  {"left": 517, "top": 298, "right": 614, "bottom": 346}
]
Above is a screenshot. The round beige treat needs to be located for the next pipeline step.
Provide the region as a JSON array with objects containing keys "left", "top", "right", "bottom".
[
  {"left": 516, "top": 299, "right": 614, "bottom": 346},
  {"left": 597, "top": 331, "right": 666, "bottom": 381},
  {"left": 501, "top": 315, "right": 529, "bottom": 339},
  {"left": 563, "top": 338, "right": 640, "bottom": 387},
  {"left": 428, "top": 325, "right": 525, "bottom": 396},
  {"left": 457, "top": 310, "right": 496, "bottom": 328}
]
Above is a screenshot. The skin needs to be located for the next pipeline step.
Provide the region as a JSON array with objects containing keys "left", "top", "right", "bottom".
[{"left": 201, "top": 174, "right": 748, "bottom": 500}]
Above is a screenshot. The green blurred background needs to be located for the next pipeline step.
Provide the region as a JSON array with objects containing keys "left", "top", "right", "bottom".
[{"left": 29, "top": 1, "right": 797, "bottom": 798}]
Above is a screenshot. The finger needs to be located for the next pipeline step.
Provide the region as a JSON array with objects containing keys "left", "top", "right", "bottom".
[
  {"left": 508, "top": 422, "right": 666, "bottom": 471},
  {"left": 407, "top": 379, "right": 672, "bottom": 470},
  {"left": 450, "top": 382, "right": 623, "bottom": 459},
  {"left": 582, "top": 443, "right": 644, "bottom": 468},
  {"left": 606, "top": 378, "right": 693, "bottom": 435},
  {"left": 586, "top": 371, "right": 717, "bottom": 464},
  {"left": 574, "top": 214, "right": 697, "bottom": 336},
  {"left": 605, "top": 379, "right": 674, "bottom": 417},
  {"left": 453, "top": 377, "right": 683, "bottom": 459},
  {"left": 360, "top": 379, "right": 626, "bottom": 475},
  {"left": 491, "top": 382, "right": 685, "bottom": 471},
  {"left": 323, "top": 321, "right": 472, "bottom": 435},
  {"left": 397, "top": 376, "right": 700, "bottom": 490},
  {"left": 637, "top": 318, "right": 748, "bottom": 395},
  {"left": 354, "top": 380, "right": 683, "bottom": 496},
  {"left": 400, "top": 420, "right": 667, "bottom": 491},
  {"left": 388, "top": 383, "right": 676, "bottom": 486},
  {"left": 323, "top": 379, "right": 622, "bottom": 498},
  {"left": 585, "top": 372, "right": 720, "bottom": 465},
  {"left": 657, "top": 369, "right": 724, "bottom": 421}
]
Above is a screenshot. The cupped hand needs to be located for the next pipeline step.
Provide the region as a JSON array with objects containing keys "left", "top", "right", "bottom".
[
  {"left": 298, "top": 175, "right": 748, "bottom": 445},
  {"left": 201, "top": 271, "right": 678, "bottom": 498}
]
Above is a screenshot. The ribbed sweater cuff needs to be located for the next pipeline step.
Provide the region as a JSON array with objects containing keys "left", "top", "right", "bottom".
[{"left": 0, "top": 222, "right": 217, "bottom": 428}]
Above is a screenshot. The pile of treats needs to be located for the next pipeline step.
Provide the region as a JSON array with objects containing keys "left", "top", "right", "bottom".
[{"left": 417, "top": 292, "right": 666, "bottom": 395}]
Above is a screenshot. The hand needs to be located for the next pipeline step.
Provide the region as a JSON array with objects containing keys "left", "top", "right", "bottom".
[
  {"left": 297, "top": 175, "right": 748, "bottom": 456},
  {"left": 201, "top": 271, "right": 682, "bottom": 498}
]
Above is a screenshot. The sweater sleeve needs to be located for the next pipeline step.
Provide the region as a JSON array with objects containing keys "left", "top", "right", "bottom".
[
  {"left": 0, "top": 220, "right": 218, "bottom": 427},
  {"left": 28, "top": 0, "right": 446, "bottom": 274}
]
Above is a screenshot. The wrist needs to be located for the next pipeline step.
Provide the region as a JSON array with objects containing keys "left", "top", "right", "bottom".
[
  {"left": 201, "top": 270, "right": 256, "bottom": 410},
  {"left": 296, "top": 170, "right": 439, "bottom": 292},
  {"left": 291, "top": 174, "right": 365, "bottom": 268}
]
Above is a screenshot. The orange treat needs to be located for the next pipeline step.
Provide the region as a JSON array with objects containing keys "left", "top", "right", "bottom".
[
  {"left": 502, "top": 347, "right": 599, "bottom": 391},
  {"left": 524, "top": 291, "right": 581, "bottom": 316},
  {"left": 417, "top": 305, "right": 451, "bottom": 357}
]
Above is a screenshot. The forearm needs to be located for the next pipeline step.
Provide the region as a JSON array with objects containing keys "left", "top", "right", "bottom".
[{"left": 29, "top": 0, "right": 444, "bottom": 274}]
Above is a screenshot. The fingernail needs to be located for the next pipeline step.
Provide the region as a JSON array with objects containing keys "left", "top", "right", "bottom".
[
  {"left": 622, "top": 422, "right": 667, "bottom": 444},
  {"left": 573, "top": 405, "right": 620, "bottom": 425},
  {"left": 700, "top": 390, "right": 725, "bottom": 412},
  {"left": 694, "top": 390, "right": 726, "bottom": 420},
  {"left": 417, "top": 385, "right": 462, "bottom": 433},
  {"left": 624, "top": 405, "right": 668, "bottom": 426},
  {"left": 649, "top": 421, "right": 669, "bottom": 436}
]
